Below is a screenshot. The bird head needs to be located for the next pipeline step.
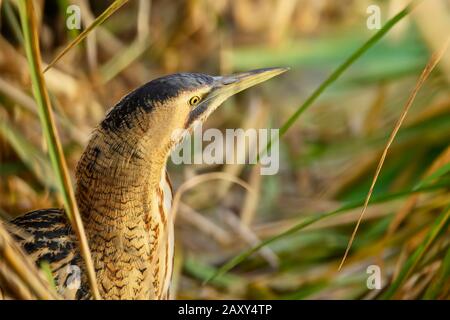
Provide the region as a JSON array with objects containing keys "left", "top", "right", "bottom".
[{"left": 100, "top": 67, "right": 288, "bottom": 157}]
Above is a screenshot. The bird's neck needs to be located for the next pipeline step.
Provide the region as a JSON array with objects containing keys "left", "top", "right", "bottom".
[
  {"left": 75, "top": 127, "right": 173, "bottom": 299},
  {"left": 75, "top": 127, "right": 169, "bottom": 224}
]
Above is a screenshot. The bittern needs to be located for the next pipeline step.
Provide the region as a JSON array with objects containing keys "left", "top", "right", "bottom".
[{"left": 7, "top": 67, "right": 287, "bottom": 300}]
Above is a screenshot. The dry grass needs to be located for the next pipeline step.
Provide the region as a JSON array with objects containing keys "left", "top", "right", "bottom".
[
  {"left": 339, "top": 36, "right": 450, "bottom": 271},
  {"left": 0, "top": 0, "right": 449, "bottom": 300},
  {"left": 0, "top": 222, "right": 58, "bottom": 299}
]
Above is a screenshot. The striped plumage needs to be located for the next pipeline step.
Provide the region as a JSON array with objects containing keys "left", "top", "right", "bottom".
[
  {"left": 10, "top": 170, "right": 173, "bottom": 300},
  {"left": 10, "top": 209, "right": 88, "bottom": 299},
  {"left": 4, "top": 68, "right": 287, "bottom": 300},
  {"left": 10, "top": 174, "right": 174, "bottom": 299}
]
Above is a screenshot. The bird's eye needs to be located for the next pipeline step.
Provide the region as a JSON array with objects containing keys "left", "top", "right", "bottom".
[{"left": 189, "top": 96, "right": 201, "bottom": 106}]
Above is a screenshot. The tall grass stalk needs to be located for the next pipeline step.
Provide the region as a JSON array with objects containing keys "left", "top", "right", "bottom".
[
  {"left": 18, "top": 0, "right": 100, "bottom": 299},
  {"left": 207, "top": 1, "right": 419, "bottom": 284},
  {"left": 381, "top": 204, "right": 450, "bottom": 299},
  {"left": 339, "top": 36, "right": 450, "bottom": 270},
  {"left": 205, "top": 180, "right": 448, "bottom": 283},
  {"left": 260, "top": 1, "right": 418, "bottom": 158},
  {"left": 0, "top": 223, "right": 59, "bottom": 299}
]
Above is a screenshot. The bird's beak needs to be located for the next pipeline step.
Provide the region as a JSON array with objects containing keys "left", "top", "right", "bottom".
[
  {"left": 187, "top": 67, "right": 289, "bottom": 126},
  {"left": 213, "top": 67, "right": 289, "bottom": 97}
]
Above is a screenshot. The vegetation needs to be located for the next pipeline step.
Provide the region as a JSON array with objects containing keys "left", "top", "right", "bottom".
[{"left": 0, "top": 0, "right": 449, "bottom": 299}]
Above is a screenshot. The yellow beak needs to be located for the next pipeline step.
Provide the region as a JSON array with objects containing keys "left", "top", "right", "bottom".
[
  {"left": 187, "top": 67, "right": 289, "bottom": 126},
  {"left": 213, "top": 67, "right": 290, "bottom": 97}
]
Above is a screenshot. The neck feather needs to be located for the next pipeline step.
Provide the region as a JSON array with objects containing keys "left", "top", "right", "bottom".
[{"left": 74, "top": 126, "right": 171, "bottom": 299}]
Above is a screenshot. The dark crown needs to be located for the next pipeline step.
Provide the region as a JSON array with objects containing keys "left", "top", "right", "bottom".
[{"left": 101, "top": 73, "right": 214, "bottom": 132}]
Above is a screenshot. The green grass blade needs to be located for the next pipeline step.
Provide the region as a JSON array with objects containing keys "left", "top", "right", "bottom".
[
  {"left": 380, "top": 204, "right": 450, "bottom": 299},
  {"left": 18, "top": 0, "right": 100, "bottom": 299},
  {"left": 414, "top": 162, "right": 450, "bottom": 190},
  {"left": 3, "top": 0, "right": 24, "bottom": 44},
  {"left": 43, "top": 0, "right": 129, "bottom": 73},
  {"left": 423, "top": 246, "right": 450, "bottom": 299},
  {"left": 39, "top": 261, "right": 57, "bottom": 291},
  {"left": 184, "top": 256, "right": 243, "bottom": 289},
  {"left": 205, "top": 180, "right": 448, "bottom": 284},
  {"left": 261, "top": 1, "right": 418, "bottom": 156},
  {"left": 18, "top": 1, "right": 75, "bottom": 220},
  {"left": 100, "top": 39, "right": 149, "bottom": 84}
]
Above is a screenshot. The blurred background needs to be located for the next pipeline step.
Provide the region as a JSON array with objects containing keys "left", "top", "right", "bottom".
[{"left": 0, "top": 0, "right": 449, "bottom": 299}]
